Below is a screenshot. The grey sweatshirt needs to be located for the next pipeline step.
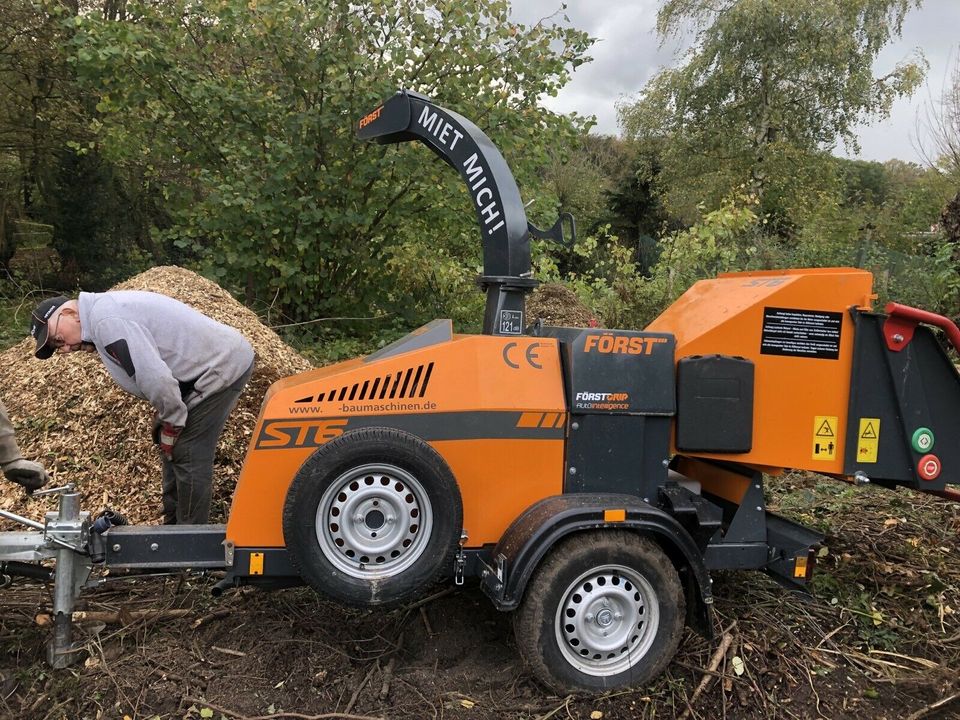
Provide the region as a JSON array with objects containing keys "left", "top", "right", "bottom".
[
  {"left": 0, "top": 397, "right": 23, "bottom": 466},
  {"left": 78, "top": 291, "right": 254, "bottom": 427}
]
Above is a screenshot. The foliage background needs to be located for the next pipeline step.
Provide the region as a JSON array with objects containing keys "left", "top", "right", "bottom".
[{"left": 0, "top": 0, "right": 957, "bottom": 359}]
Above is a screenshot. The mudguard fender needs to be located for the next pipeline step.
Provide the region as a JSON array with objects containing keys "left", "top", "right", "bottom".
[{"left": 480, "top": 493, "right": 715, "bottom": 637}]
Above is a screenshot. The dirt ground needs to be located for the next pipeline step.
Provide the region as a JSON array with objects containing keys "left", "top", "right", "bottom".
[{"left": 1, "top": 476, "right": 958, "bottom": 720}]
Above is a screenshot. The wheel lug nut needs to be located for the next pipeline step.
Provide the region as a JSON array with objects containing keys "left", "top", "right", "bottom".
[
  {"left": 387, "top": 516, "right": 396, "bottom": 524},
  {"left": 585, "top": 613, "right": 595, "bottom": 622},
  {"left": 354, "top": 515, "right": 365, "bottom": 524},
  {"left": 614, "top": 613, "right": 622, "bottom": 621}
]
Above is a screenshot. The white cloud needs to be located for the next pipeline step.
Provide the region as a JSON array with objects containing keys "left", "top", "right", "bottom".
[{"left": 511, "top": 0, "right": 960, "bottom": 163}]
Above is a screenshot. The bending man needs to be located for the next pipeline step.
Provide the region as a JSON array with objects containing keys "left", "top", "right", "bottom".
[{"left": 30, "top": 291, "right": 254, "bottom": 524}]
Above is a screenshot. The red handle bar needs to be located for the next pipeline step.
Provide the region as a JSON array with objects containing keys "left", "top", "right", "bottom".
[{"left": 884, "top": 302, "right": 960, "bottom": 354}]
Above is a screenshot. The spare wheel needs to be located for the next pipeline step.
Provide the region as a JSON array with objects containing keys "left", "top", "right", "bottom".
[{"left": 282, "top": 427, "right": 463, "bottom": 606}]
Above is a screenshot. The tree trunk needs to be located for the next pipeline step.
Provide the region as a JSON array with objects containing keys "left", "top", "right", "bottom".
[{"left": 941, "top": 191, "right": 960, "bottom": 246}]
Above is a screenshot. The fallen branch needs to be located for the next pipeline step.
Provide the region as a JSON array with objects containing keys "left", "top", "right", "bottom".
[
  {"left": 211, "top": 646, "right": 247, "bottom": 658},
  {"left": 35, "top": 609, "right": 191, "bottom": 627},
  {"left": 378, "top": 631, "right": 404, "bottom": 701},
  {"left": 419, "top": 606, "right": 434, "bottom": 636},
  {"left": 402, "top": 586, "right": 457, "bottom": 612},
  {"left": 533, "top": 695, "right": 573, "bottom": 720},
  {"left": 678, "top": 621, "right": 737, "bottom": 720},
  {"left": 191, "top": 609, "right": 231, "bottom": 629},
  {"left": 344, "top": 661, "right": 379, "bottom": 715},
  {"left": 905, "top": 690, "right": 960, "bottom": 720},
  {"left": 182, "top": 696, "right": 383, "bottom": 720}
]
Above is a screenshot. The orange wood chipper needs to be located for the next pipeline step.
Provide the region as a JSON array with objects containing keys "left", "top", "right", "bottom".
[{"left": 1, "top": 90, "right": 958, "bottom": 692}]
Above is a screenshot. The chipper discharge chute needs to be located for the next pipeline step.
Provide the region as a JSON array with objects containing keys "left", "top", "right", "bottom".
[{"left": 1, "top": 89, "right": 958, "bottom": 694}]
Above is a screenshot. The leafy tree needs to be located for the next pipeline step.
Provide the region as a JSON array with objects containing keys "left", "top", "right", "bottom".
[
  {"left": 596, "top": 137, "right": 672, "bottom": 275},
  {"left": 839, "top": 159, "right": 889, "bottom": 206},
  {"left": 918, "top": 51, "right": 960, "bottom": 176},
  {"left": 0, "top": 0, "right": 170, "bottom": 286},
  {"left": 539, "top": 143, "right": 610, "bottom": 239},
  {"left": 44, "top": 148, "right": 171, "bottom": 288},
  {"left": 70, "top": 0, "right": 592, "bottom": 328},
  {"left": 619, "top": 0, "right": 926, "bottom": 224}
]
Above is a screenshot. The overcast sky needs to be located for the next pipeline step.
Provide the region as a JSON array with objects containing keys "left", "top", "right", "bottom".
[{"left": 510, "top": 0, "right": 960, "bottom": 165}]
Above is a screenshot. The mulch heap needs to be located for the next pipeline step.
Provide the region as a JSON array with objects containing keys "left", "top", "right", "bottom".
[
  {"left": 526, "top": 282, "right": 600, "bottom": 328},
  {"left": 0, "top": 266, "right": 312, "bottom": 525}
]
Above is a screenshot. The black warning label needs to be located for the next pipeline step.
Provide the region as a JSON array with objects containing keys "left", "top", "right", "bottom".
[{"left": 760, "top": 307, "right": 842, "bottom": 360}]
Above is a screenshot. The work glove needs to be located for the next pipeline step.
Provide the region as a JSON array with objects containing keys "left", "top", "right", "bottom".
[
  {"left": 2, "top": 458, "right": 49, "bottom": 493},
  {"left": 157, "top": 422, "right": 183, "bottom": 462}
]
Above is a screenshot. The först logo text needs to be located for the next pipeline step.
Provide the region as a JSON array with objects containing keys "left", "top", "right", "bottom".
[
  {"left": 583, "top": 334, "right": 668, "bottom": 355},
  {"left": 575, "top": 392, "right": 629, "bottom": 402}
]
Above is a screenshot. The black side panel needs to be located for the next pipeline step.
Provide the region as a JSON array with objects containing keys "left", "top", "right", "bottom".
[
  {"left": 536, "top": 326, "right": 676, "bottom": 415},
  {"left": 565, "top": 414, "right": 670, "bottom": 500},
  {"left": 103, "top": 525, "right": 226, "bottom": 569},
  {"left": 676, "top": 355, "right": 754, "bottom": 453},
  {"left": 844, "top": 313, "right": 960, "bottom": 490}
]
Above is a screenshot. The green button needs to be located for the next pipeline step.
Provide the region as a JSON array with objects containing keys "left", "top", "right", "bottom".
[{"left": 911, "top": 427, "right": 934, "bottom": 453}]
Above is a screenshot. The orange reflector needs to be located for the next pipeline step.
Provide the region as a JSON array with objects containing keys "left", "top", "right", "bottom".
[
  {"left": 794, "top": 555, "right": 808, "bottom": 579},
  {"left": 604, "top": 509, "right": 626, "bottom": 522},
  {"left": 249, "top": 552, "right": 265, "bottom": 576}
]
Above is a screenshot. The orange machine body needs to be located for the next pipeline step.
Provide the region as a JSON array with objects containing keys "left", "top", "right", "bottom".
[
  {"left": 226, "top": 325, "right": 566, "bottom": 549},
  {"left": 647, "top": 267, "right": 875, "bottom": 474}
]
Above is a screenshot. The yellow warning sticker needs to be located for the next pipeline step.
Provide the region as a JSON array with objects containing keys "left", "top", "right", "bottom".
[
  {"left": 812, "top": 416, "right": 839, "bottom": 461},
  {"left": 857, "top": 418, "right": 880, "bottom": 463}
]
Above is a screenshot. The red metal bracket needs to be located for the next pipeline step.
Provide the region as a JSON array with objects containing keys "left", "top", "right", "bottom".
[{"left": 883, "top": 302, "right": 960, "bottom": 354}]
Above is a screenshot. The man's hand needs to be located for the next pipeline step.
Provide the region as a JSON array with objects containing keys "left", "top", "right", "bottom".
[
  {"left": 2, "top": 459, "right": 49, "bottom": 492},
  {"left": 158, "top": 422, "right": 183, "bottom": 461}
]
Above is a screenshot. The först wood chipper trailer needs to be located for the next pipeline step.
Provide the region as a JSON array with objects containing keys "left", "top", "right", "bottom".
[{"left": 1, "top": 90, "right": 959, "bottom": 693}]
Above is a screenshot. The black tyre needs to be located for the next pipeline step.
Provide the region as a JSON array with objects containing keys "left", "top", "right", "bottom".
[
  {"left": 282, "top": 427, "right": 463, "bottom": 606},
  {"left": 513, "top": 531, "right": 686, "bottom": 693}
]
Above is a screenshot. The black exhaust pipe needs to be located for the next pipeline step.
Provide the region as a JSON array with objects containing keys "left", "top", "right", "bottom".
[{"left": 210, "top": 576, "right": 236, "bottom": 597}]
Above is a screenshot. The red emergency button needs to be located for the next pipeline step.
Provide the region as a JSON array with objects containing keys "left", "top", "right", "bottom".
[{"left": 917, "top": 454, "right": 941, "bottom": 481}]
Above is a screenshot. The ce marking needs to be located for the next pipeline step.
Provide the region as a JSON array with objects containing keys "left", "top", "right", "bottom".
[{"left": 503, "top": 342, "right": 543, "bottom": 370}]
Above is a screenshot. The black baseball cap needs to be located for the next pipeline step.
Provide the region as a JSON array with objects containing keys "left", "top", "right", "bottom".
[{"left": 30, "top": 296, "right": 70, "bottom": 359}]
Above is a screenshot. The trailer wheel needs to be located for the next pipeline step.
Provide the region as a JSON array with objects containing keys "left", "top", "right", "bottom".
[
  {"left": 513, "top": 531, "right": 685, "bottom": 692},
  {"left": 282, "top": 428, "right": 462, "bottom": 606}
]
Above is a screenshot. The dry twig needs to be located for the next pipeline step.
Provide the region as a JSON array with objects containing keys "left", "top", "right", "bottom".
[
  {"left": 182, "top": 696, "right": 383, "bottom": 720},
  {"left": 678, "top": 621, "right": 736, "bottom": 720}
]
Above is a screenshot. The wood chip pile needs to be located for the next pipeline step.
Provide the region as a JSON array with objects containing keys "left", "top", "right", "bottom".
[
  {"left": 525, "top": 282, "right": 599, "bottom": 328},
  {"left": 0, "top": 266, "right": 313, "bottom": 525}
]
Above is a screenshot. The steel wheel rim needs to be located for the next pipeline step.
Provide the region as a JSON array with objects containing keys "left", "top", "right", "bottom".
[
  {"left": 555, "top": 563, "right": 661, "bottom": 677},
  {"left": 316, "top": 463, "right": 432, "bottom": 579}
]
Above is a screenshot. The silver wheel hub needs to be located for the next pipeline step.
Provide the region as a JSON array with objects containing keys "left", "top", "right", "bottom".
[
  {"left": 316, "top": 463, "right": 432, "bottom": 579},
  {"left": 596, "top": 608, "right": 614, "bottom": 627},
  {"left": 555, "top": 564, "right": 661, "bottom": 677}
]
